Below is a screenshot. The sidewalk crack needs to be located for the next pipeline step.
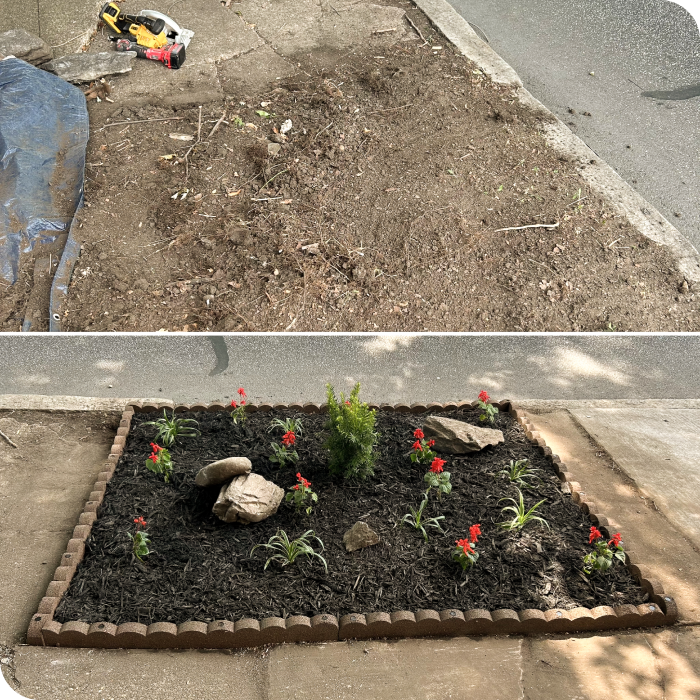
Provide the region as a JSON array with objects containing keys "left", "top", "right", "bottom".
[{"left": 642, "top": 632, "right": 666, "bottom": 700}]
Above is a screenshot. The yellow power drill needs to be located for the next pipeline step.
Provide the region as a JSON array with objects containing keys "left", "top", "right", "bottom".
[{"left": 100, "top": 3, "right": 168, "bottom": 49}]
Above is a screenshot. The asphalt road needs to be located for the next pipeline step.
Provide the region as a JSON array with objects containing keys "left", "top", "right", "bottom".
[
  {"left": 445, "top": 0, "right": 700, "bottom": 249},
  {"left": 1, "top": 334, "right": 699, "bottom": 403}
]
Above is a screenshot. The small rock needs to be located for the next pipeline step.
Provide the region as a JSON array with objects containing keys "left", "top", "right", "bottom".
[
  {"left": 195, "top": 456, "right": 252, "bottom": 487},
  {"left": 44, "top": 51, "right": 136, "bottom": 83},
  {"left": 0, "top": 29, "right": 52, "bottom": 66},
  {"left": 301, "top": 243, "right": 319, "bottom": 255},
  {"left": 343, "top": 521, "right": 380, "bottom": 552},
  {"left": 280, "top": 119, "right": 292, "bottom": 134},
  {"left": 267, "top": 142, "right": 282, "bottom": 156},
  {"left": 423, "top": 415, "right": 504, "bottom": 454},
  {"left": 212, "top": 473, "right": 284, "bottom": 524}
]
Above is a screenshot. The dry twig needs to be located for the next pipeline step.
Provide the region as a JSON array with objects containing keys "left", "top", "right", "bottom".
[
  {"left": 494, "top": 223, "right": 559, "bottom": 232},
  {"left": 0, "top": 429, "right": 18, "bottom": 448}
]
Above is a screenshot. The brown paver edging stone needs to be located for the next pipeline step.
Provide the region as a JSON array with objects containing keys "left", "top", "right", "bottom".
[{"left": 26, "top": 400, "right": 678, "bottom": 648}]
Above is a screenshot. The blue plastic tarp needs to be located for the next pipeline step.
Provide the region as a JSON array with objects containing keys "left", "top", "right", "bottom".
[{"left": 0, "top": 57, "right": 88, "bottom": 289}]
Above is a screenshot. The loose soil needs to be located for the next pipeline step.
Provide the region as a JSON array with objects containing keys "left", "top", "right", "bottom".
[
  {"left": 55, "top": 407, "right": 646, "bottom": 627},
  {"left": 2, "top": 6, "right": 698, "bottom": 331}
]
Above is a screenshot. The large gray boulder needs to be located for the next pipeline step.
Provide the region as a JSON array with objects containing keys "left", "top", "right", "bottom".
[
  {"left": 423, "top": 415, "right": 504, "bottom": 454},
  {"left": 195, "top": 457, "right": 252, "bottom": 487},
  {"left": 0, "top": 29, "right": 53, "bottom": 66},
  {"left": 212, "top": 473, "right": 284, "bottom": 524}
]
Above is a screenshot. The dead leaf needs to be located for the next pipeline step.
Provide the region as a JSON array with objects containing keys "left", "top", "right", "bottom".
[{"left": 169, "top": 133, "right": 194, "bottom": 141}]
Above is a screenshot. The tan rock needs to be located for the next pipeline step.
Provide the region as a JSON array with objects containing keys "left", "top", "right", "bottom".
[
  {"left": 212, "top": 473, "right": 284, "bottom": 524},
  {"left": 343, "top": 521, "right": 380, "bottom": 552},
  {"left": 423, "top": 416, "right": 504, "bottom": 454},
  {"left": 195, "top": 457, "right": 252, "bottom": 487}
]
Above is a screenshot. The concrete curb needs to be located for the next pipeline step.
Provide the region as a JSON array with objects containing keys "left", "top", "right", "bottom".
[
  {"left": 27, "top": 400, "right": 678, "bottom": 649},
  {"left": 412, "top": 0, "right": 700, "bottom": 284}
]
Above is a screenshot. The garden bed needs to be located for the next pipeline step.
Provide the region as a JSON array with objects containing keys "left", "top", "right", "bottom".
[{"left": 28, "top": 400, "right": 677, "bottom": 648}]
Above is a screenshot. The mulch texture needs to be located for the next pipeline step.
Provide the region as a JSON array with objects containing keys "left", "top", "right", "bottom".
[{"left": 54, "top": 407, "right": 646, "bottom": 626}]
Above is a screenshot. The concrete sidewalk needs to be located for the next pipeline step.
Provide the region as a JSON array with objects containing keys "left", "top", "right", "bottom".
[{"left": 1, "top": 398, "right": 699, "bottom": 699}]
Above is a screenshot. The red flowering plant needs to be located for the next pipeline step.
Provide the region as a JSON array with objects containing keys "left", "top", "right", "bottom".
[
  {"left": 583, "top": 526, "right": 625, "bottom": 574},
  {"left": 145, "top": 442, "right": 172, "bottom": 482},
  {"left": 127, "top": 516, "right": 151, "bottom": 562},
  {"left": 410, "top": 428, "right": 437, "bottom": 465},
  {"left": 270, "top": 430, "right": 300, "bottom": 468},
  {"left": 284, "top": 472, "right": 318, "bottom": 515},
  {"left": 230, "top": 387, "right": 248, "bottom": 424},
  {"left": 423, "top": 456, "right": 452, "bottom": 500},
  {"left": 453, "top": 524, "right": 482, "bottom": 570},
  {"left": 477, "top": 390, "right": 499, "bottom": 424}
]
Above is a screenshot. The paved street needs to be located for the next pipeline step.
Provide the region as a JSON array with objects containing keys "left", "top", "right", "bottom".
[
  {"left": 1, "top": 334, "right": 700, "bottom": 404},
  {"left": 445, "top": 0, "right": 700, "bottom": 249}
]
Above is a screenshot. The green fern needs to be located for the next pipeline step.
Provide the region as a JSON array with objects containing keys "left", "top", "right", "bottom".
[{"left": 324, "top": 383, "right": 379, "bottom": 480}]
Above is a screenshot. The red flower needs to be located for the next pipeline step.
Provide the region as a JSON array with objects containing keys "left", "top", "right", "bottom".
[
  {"left": 240, "top": 400, "right": 246, "bottom": 405},
  {"left": 149, "top": 443, "right": 162, "bottom": 452},
  {"left": 148, "top": 453, "right": 158, "bottom": 463},
  {"left": 589, "top": 526, "right": 602, "bottom": 544},
  {"left": 469, "top": 523, "right": 482, "bottom": 543},
  {"left": 608, "top": 533, "right": 622, "bottom": 548},
  {"left": 296, "top": 473, "right": 311, "bottom": 489},
  {"left": 230, "top": 400, "right": 238, "bottom": 409},
  {"left": 133, "top": 516, "right": 147, "bottom": 528},
  {"left": 478, "top": 390, "right": 490, "bottom": 403},
  {"left": 427, "top": 439, "right": 435, "bottom": 448},
  {"left": 345, "top": 400, "right": 351, "bottom": 405},
  {"left": 456, "top": 538, "right": 474, "bottom": 555},
  {"left": 413, "top": 428, "right": 424, "bottom": 439},
  {"left": 292, "top": 484, "right": 300, "bottom": 491},
  {"left": 412, "top": 440, "right": 423, "bottom": 451},
  {"left": 430, "top": 457, "right": 445, "bottom": 473},
  {"left": 238, "top": 388, "right": 246, "bottom": 397},
  {"left": 282, "top": 431, "right": 296, "bottom": 447}
]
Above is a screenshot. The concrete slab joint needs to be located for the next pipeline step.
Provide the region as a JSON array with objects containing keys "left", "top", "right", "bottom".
[{"left": 26, "top": 400, "right": 679, "bottom": 650}]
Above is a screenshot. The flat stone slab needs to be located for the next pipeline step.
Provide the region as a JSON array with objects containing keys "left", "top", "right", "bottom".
[
  {"left": 571, "top": 408, "right": 700, "bottom": 551},
  {"left": 422, "top": 415, "right": 504, "bottom": 454},
  {"left": 0, "top": 29, "right": 52, "bottom": 65},
  {"left": 43, "top": 52, "right": 136, "bottom": 83},
  {"left": 195, "top": 456, "right": 252, "bottom": 486}
]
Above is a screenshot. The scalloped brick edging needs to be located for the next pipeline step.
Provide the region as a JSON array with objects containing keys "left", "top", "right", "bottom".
[{"left": 26, "top": 400, "right": 678, "bottom": 648}]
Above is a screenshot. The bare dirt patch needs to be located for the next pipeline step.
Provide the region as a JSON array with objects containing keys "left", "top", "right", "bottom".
[{"left": 39, "top": 18, "right": 699, "bottom": 332}]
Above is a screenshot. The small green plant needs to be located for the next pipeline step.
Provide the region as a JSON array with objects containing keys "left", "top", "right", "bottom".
[
  {"left": 497, "top": 459, "right": 540, "bottom": 488},
  {"left": 453, "top": 524, "right": 481, "bottom": 571},
  {"left": 584, "top": 527, "right": 625, "bottom": 574},
  {"left": 269, "top": 430, "right": 299, "bottom": 468},
  {"left": 250, "top": 530, "right": 327, "bottom": 572},
  {"left": 127, "top": 516, "right": 151, "bottom": 562},
  {"left": 230, "top": 387, "right": 248, "bottom": 424},
  {"left": 269, "top": 417, "right": 304, "bottom": 437},
  {"left": 477, "top": 390, "right": 498, "bottom": 423},
  {"left": 145, "top": 443, "right": 173, "bottom": 482},
  {"left": 423, "top": 457, "right": 452, "bottom": 500},
  {"left": 324, "top": 383, "right": 379, "bottom": 480},
  {"left": 410, "top": 428, "right": 437, "bottom": 465},
  {"left": 143, "top": 409, "right": 199, "bottom": 447},
  {"left": 498, "top": 489, "right": 549, "bottom": 531},
  {"left": 285, "top": 472, "right": 318, "bottom": 515},
  {"left": 232, "top": 116, "right": 244, "bottom": 127},
  {"left": 399, "top": 495, "right": 445, "bottom": 542}
]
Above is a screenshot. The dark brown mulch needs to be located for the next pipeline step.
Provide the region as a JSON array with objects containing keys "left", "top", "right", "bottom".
[{"left": 54, "top": 407, "right": 645, "bottom": 627}]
